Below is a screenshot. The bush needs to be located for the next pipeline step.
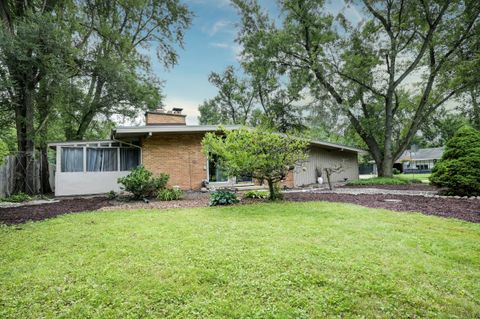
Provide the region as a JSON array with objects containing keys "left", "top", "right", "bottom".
[
  {"left": 157, "top": 188, "right": 184, "bottom": 201},
  {"left": 430, "top": 126, "right": 480, "bottom": 196},
  {"left": 209, "top": 190, "right": 239, "bottom": 206},
  {"left": 107, "top": 190, "right": 118, "bottom": 200},
  {"left": 243, "top": 190, "right": 269, "bottom": 199},
  {"left": 118, "top": 165, "right": 169, "bottom": 199},
  {"left": 1, "top": 192, "right": 31, "bottom": 203},
  {"left": 393, "top": 168, "right": 401, "bottom": 175}
]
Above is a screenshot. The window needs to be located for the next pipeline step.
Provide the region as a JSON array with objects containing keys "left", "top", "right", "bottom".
[
  {"left": 120, "top": 148, "right": 140, "bottom": 171},
  {"left": 236, "top": 174, "right": 253, "bottom": 183},
  {"left": 87, "top": 148, "right": 118, "bottom": 172},
  {"left": 208, "top": 155, "right": 228, "bottom": 182},
  {"left": 61, "top": 147, "right": 84, "bottom": 172}
]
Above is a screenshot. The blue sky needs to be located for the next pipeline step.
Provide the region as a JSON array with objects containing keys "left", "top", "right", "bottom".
[{"left": 153, "top": 0, "right": 362, "bottom": 124}]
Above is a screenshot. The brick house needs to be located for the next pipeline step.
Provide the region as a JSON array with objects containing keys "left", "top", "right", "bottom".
[{"left": 49, "top": 108, "right": 365, "bottom": 196}]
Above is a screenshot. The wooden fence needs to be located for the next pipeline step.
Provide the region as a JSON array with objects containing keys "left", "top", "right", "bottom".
[{"left": 0, "top": 155, "right": 55, "bottom": 198}]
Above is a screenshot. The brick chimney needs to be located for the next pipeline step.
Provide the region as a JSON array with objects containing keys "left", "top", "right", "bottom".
[{"left": 145, "top": 107, "right": 186, "bottom": 125}]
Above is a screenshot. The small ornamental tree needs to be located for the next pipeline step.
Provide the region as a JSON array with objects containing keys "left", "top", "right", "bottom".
[
  {"left": 430, "top": 126, "right": 480, "bottom": 196},
  {"left": 202, "top": 127, "right": 308, "bottom": 200}
]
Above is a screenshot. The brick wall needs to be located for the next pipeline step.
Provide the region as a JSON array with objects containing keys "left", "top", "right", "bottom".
[
  {"left": 142, "top": 133, "right": 207, "bottom": 190},
  {"left": 145, "top": 112, "right": 186, "bottom": 125}
]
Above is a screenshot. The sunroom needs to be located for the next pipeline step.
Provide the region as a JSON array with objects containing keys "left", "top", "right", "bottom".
[{"left": 48, "top": 140, "right": 141, "bottom": 196}]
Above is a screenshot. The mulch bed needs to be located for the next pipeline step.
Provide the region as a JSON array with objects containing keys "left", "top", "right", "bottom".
[
  {"left": 1, "top": 192, "right": 479, "bottom": 225},
  {"left": 0, "top": 197, "right": 113, "bottom": 225},
  {"left": 340, "top": 183, "right": 438, "bottom": 191},
  {"left": 284, "top": 192, "right": 480, "bottom": 223}
]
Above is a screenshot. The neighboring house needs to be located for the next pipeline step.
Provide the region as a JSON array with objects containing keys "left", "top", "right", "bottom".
[
  {"left": 49, "top": 108, "right": 365, "bottom": 196},
  {"left": 395, "top": 147, "right": 444, "bottom": 173}
]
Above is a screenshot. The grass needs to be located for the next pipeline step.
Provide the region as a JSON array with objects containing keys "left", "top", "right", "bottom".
[
  {"left": 348, "top": 173, "right": 431, "bottom": 186},
  {"left": 396, "top": 173, "right": 431, "bottom": 183},
  {"left": 1, "top": 202, "right": 479, "bottom": 318}
]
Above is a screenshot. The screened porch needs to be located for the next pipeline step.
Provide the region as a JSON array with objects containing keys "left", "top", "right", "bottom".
[{"left": 49, "top": 140, "right": 141, "bottom": 196}]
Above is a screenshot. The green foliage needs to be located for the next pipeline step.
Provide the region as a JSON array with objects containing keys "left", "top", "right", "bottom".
[
  {"left": 157, "top": 188, "right": 184, "bottom": 201},
  {"left": 202, "top": 127, "right": 308, "bottom": 200},
  {"left": 393, "top": 168, "right": 401, "bottom": 175},
  {"left": 233, "top": 0, "right": 480, "bottom": 177},
  {"left": 430, "top": 126, "right": 480, "bottom": 196},
  {"left": 1, "top": 193, "right": 32, "bottom": 203},
  {"left": 0, "top": 140, "right": 9, "bottom": 165},
  {"left": 1, "top": 202, "right": 480, "bottom": 318},
  {"left": 209, "top": 190, "right": 239, "bottom": 206},
  {"left": 347, "top": 177, "right": 422, "bottom": 186},
  {"left": 243, "top": 190, "right": 269, "bottom": 199},
  {"left": 107, "top": 191, "right": 118, "bottom": 200},
  {"left": 118, "top": 166, "right": 169, "bottom": 200}
]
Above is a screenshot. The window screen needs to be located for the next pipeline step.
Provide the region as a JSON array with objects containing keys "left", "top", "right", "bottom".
[
  {"left": 87, "top": 148, "right": 118, "bottom": 172},
  {"left": 61, "top": 147, "right": 84, "bottom": 172},
  {"left": 120, "top": 148, "right": 140, "bottom": 171}
]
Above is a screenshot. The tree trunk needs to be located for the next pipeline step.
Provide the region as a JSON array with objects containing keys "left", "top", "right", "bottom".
[
  {"left": 471, "top": 89, "right": 480, "bottom": 130},
  {"left": 378, "top": 156, "right": 394, "bottom": 177},
  {"left": 39, "top": 145, "right": 52, "bottom": 194},
  {"left": 267, "top": 178, "right": 276, "bottom": 201},
  {"left": 14, "top": 83, "right": 37, "bottom": 194}
]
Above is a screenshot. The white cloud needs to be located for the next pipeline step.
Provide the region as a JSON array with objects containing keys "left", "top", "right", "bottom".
[
  {"left": 204, "top": 19, "right": 234, "bottom": 36},
  {"left": 186, "top": 0, "right": 231, "bottom": 8},
  {"left": 163, "top": 96, "right": 201, "bottom": 125},
  {"left": 209, "top": 42, "right": 230, "bottom": 48}
]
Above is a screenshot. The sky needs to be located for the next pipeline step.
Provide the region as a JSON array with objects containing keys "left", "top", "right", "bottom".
[{"left": 152, "top": 0, "right": 362, "bottom": 125}]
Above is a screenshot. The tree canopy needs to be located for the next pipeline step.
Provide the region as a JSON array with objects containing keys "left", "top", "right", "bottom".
[
  {"left": 232, "top": 0, "right": 480, "bottom": 176},
  {"left": 0, "top": 0, "right": 192, "bottom": 194},
  {"left": 202, "top": 127, "right": 308, "bottom": 200}
]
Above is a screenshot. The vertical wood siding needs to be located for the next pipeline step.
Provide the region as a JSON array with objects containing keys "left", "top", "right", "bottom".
[{"left": 293, "top": 147, "right": 359, "bottom": 187}]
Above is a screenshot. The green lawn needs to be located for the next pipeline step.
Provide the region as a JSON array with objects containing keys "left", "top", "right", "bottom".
[
  {"left": 396, "top": 173, "right": 431, "bottom": 183},
  {"left": 1, "top": 202, "right": 479, "bottom": 318},
  {"left": 349, "top": 173, "right": 431, "bottom": 186}
]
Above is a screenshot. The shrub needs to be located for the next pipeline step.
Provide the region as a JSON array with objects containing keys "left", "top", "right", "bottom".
[
  {"left": 118, "top": 165, "right": 169, "bottom": 199},
  {"left": 157, "top": 188, "right": 184, "bottom": 201},
  {"left": 393, "top": 168, "right": 401, "bottom": 175},
  {"left": 209, "top": 190, "right": 239, "bottom": 206},
  {"left": 243, "top": 190, "right": 269, "bottom": 199},
  {"left": 1, "top": 192, "right": 31, "bottom": 203},
  {"left": 430, "top": 126, "right": 480, "bottom": 196},
  {"left": 107, "top": 190, "right": 118, "bottom": 200}
]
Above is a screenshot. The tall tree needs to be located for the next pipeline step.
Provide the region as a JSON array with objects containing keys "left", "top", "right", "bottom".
[
  {"left": 233, "top": 0, "right": 480, "bottom": 176},
  {"left": 200, "top": 66, "right": 256, "bottom": 125},
  {"left": 61, "top": 0, "right": 191, "bottom": 140},
  {"left": 0, "top": 0, "right": 192, "bottom": 194},
  {"left": 0, "top": 0, "right": 73, "bottom": 193},
  {"left": 199, "top": 65, "right": 306, "bottom": 132}
]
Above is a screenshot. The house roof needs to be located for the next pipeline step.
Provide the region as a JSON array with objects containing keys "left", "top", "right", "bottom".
[
  {"left": 397, "top": 147, "right": 444, "bottom": 162},
  {"left": 112, "top": 124, "right": 367, "bottom": 154}
]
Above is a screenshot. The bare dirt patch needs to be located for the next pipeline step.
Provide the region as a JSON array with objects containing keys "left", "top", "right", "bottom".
[{"left": 0, "top": 197, "right": 112, "bottom": 225}]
